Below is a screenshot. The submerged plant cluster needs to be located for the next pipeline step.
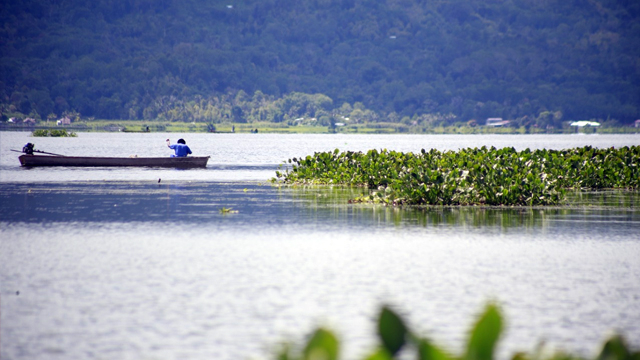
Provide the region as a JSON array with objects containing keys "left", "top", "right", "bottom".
[
  {"left": 31, "top": 129, "right": 77, "bottom": 137},
  {"left": 274, "top": 303, "right": 638, "bottom": 360},
  {"left": 275, "top": 146, "right": 640, "bottom": 206}
]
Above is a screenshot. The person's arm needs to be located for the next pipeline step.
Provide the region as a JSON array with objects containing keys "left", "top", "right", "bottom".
[{"left": 166, "top": 139, "right": 171, "bottom": 147}]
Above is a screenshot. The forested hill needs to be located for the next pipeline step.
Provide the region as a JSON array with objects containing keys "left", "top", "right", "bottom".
[{"left": 1, "top": 0, "right": 639, "bottom": 125}]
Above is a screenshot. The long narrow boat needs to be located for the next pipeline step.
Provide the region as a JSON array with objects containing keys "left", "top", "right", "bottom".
[{"left": 19, "top": 154, "right": 209, "bottom": 168}]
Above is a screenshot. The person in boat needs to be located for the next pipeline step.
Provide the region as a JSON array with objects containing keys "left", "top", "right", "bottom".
[
  {"left": 22, "top": 143, "right": 35, "bottom": 155},
  {"left": 166, "top": 138, "right": 192, "bottom": 157}
]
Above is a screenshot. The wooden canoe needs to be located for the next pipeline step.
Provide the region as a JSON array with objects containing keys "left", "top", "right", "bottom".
[{"left": 19, "top": 154, "right": 209, "bottom": 168}]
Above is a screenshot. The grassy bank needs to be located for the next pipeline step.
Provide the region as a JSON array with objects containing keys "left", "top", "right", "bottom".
[{"left": 4, "top": 120, "right": 640, "bottom": 134}]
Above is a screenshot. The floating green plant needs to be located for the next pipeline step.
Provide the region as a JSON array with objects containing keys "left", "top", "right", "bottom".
[
  {"left": 32, "top": 129, "right": 77, "bottom": 137},
  {"left": 275, "top": 146, "right": 640, "bottom": 206},
  {"left": 273, "top": 303, "right": 638, "bottom": 360}
]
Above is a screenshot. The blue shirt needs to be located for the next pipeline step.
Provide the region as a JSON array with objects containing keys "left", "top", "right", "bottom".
[{"left": 169, "top": 143, "right": 192, "bottom": 157}]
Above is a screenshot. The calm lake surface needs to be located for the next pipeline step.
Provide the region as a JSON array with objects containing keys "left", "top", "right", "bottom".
[{"left": 1, "top": 132, "right": 639, "bottom": 360}]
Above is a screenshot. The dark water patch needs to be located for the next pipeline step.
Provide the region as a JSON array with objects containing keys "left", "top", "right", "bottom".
[
  {"left": 0, "top": 181, "right": 279, "bottom": 223},
  {"left": 2, "top": 182, "right": 639, "bottom": 238}
]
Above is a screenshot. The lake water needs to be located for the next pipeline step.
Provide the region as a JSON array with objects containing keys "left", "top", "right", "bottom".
[{"left": 1, "top": 132, "right": 639, "bottom": 360}]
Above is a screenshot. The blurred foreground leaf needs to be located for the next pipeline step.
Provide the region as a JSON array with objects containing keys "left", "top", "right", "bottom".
[
  {"left": 378, "top": 306, "right": 408, "bottom": 356},
  {"left": 303, "top": 328, "right": 339, "bottom": 360},
  {"left": 418, "top": 338, "right": 455, "bottom": 360},
  {"left": 363, "top": 348, "right": 394, "bottom": 360},
  {"left": 597, "top": 335, "right": 640, "bottom": 360},
  {"left": 270, "top": 302, "right": 637, "bottom": 360},
  {"left": 465, "top": 303, "right": 503, "bottom": 360}
]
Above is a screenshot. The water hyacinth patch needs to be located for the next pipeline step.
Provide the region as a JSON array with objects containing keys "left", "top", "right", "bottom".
[
  {"left": 32, "top": 129, "right": 77, "bottom": 137},
  {"left": 274, "top": 146, "right": 640, "bottom": 206}
]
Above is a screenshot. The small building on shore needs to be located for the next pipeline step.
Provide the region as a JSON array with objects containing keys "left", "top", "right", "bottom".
[
  {"left": 485, "top": 117, "right": 510, "bottom": 127},
  {"left": 57, "top": 116, "right": 71, "bottom": 125},
  {"left": 570, "top": 120, "right": 600, "bottom": 133},
  {"left": 570, "top": 120, "right": 600, "bottom": 127}
]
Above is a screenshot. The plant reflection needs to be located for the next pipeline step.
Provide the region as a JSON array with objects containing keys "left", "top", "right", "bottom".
[
  {"left": 287, "top": 185, "right": 640, "bottom": 230},
  {"left": 1, "top": 182, "right": 638, "bottom": 232}
]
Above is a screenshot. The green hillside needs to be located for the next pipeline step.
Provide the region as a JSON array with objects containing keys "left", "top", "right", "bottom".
[{"left": 1, "top": 0, "right": 639, "bottom": 127}]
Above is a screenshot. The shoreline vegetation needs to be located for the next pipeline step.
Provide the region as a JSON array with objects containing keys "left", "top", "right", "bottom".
[
  {"left": 275, "top": 146, "right": 640, "bottom": 206},
  {"left": 2, "top": 119, "right": 640, "bottom": 135},
  {"left": 274, "top": 302, "right": 639, "bottom": 360}
]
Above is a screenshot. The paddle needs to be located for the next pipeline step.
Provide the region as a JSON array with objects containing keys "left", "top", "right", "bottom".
[{"left": 11, "top": 149, "right": 66, "bottom": 156}]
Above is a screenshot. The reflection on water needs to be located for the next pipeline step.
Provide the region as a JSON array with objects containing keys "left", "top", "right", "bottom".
[
  {"left": 286, "top": 184, "right": 640, "bottom": 233},
  {"left": 2, "top": 182, "right": 640, "bottom": 360},
  {"left": 2, "top": 181, "right": 640, "bottom": 360},
  {"left": 3, "top": 182, "right": 640, "bottom": 233},
  {"left": 567, "top": 189, "right": 640, "bottom": 208}
]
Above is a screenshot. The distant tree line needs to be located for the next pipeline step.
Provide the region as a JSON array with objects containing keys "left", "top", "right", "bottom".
[
  {"left": 1, "top": 0, "right": 639, "bottom": 126},
  {"left": 120, "top": 90, "right": 461, "bottom": 129}
]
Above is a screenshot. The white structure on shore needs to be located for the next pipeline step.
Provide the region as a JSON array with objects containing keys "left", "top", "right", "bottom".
[
  {"left": 485, "top": 117, "right": 510, "bottom": 127},
  {"left": 570, "top": 121, "right": 600, "bottom": 127}
]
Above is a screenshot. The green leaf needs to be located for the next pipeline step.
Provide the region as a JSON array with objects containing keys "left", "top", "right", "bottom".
[
  {"left": 464, "top": 303, "right": 503, "bottom": 360},
  {"left": 418, "top": 338, "right": 454, "bottom": 360},
  {"left": 275, "top": 343, "right": 293, "bottom": 360},
  {"left": 364, "top": 348, "right": 394, "bottom": 360},
  {"left": 378, "top": 306, "right": 408, "bottom": 356},
  {"left": 510, "top": 352, "right": 528, "bottom": 360},
  {"left": 303, "top": 328, "right": 339, "bottom": 360},
  {"left": 597, "top": 335, "right": 630, "bottom": 360}
]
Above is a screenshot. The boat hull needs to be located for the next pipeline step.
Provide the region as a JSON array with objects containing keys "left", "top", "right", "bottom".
[{"left": 19, "top": 155, "right": 209, "bottom": 168}]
